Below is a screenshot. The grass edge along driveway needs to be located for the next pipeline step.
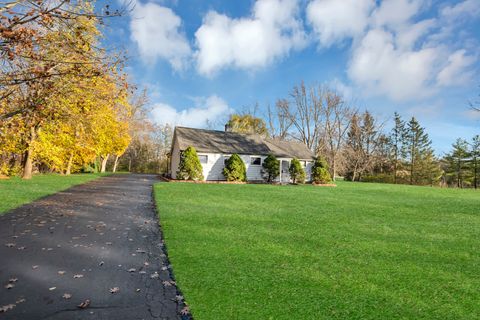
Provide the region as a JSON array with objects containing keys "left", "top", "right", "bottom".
[
  {"left": 0, "top": 173, "right": 104, "bottom": 214},
  {"left": 154, "top": 182, "right": 480, "bottom": 320}
]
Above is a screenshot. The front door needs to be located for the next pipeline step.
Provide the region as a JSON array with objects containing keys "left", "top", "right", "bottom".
[{"left": 281, "top": 160, "right": 290, "bottom": 183}]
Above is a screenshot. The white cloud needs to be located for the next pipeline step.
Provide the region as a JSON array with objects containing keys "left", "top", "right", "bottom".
[
  {"left": 151, "top": 95, "right": 232, "bottom": 128},
  {"left": 302, "top": 0, "right": 479, "bottom": 101},
  {"left": 371, "top": 0, "right": 425, "bottom": 29},
  {"left": 306, "top": 0, "right": 375, "bottom": 46},
  {"left": 437, "top": 49, "right": 475, "bottom": 86},
  {"left": 348, "top": 29, "right": 439, "bottom": 101},
  {"left": 441, "top": 0, "right": 480, "bottom": 21},
  {"left": 130, "top": 2, "right": 191, "bottom": 70},
  {"left": 194, "top": 0, "right": 307, "bottom": 76}
]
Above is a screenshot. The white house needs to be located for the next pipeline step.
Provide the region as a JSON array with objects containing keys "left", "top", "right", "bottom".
[{"left": 169, "top": 126, "right": 315, "bottom": 183}]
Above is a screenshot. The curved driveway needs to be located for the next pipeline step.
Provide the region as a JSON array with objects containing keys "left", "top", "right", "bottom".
[{"left": 0, "top": 174, "right": 188, "bottom": 319}]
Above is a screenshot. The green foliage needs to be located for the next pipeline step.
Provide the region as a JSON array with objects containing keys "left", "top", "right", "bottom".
[
  {"left": 177, "top": 146, "right": 204, "bottom": 181},
  {"left": 311, "top": 157, "right": 332, "bottom": 184},
  {"left": 0, "top": 174, "right": 102, "bottom": 214},
  {"left": 361, "top": 174, "right": 395, "bottom": 184},
  {"left": 262, "top": 154, "right": 280, "bottom": 182},
  {"left": 289, "top": 158, "right": 305, "bottom": 184},
  {"left": 223, "top": 154, "right": 247, "bottom": 182},
  {"left": 227, "top": 114, "right": 269, "bottom": 136},
  {"left": 155, "top": 182, "right": 480, "bottom": 320}
]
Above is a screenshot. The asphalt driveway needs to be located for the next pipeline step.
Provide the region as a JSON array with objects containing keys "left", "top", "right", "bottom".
[{"left": 0, "top": 174, "right": 188, "bottom": 319}]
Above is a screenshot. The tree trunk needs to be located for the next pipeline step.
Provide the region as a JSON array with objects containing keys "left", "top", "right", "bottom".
[
  {"left": 65, "top": 151, "right": 74, "bottom": 175},
  {"left": 100, "top": 154, "right": 109, "bottom": 173},
  {"left": 22, "top": 126, "right": 37, "bottom": 179},
  {"left": 128, "top": 158, "right": 132, "bottom": 172},
  {"left": 332, "top": 157, "right": 336, "bottom": 181},
  {"left": 112, "top": 155, "right": 120, "bottom": 173}
]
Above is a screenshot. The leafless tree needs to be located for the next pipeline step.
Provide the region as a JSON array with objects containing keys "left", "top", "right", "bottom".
[
  {"left": 288, "top": 81, "right": 324, "bottom": 151},
  {"left": 320, "top": 90, "right": 356, "bottom": 180},
  {"left": 267, "top": 99, "right": 293, "bottom": 140}
]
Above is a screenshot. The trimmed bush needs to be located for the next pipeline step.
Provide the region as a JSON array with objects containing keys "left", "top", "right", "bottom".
[
  {"left": 177, "top": 146, "right": 204, "bottom": 181},
  {"left": 223, "top": 154, "right": 247, "bottom": 182},
  {"left": 262, "top": 154, "right": 280, "bottom": 182},
  {"left": 311, "top": 157, "right": 332, "bottom": 184},
  {"left": 289, "top": 158, "right": 306, "bottom": 184}
]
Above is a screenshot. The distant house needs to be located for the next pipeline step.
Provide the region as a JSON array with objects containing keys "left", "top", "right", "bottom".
[{"left": 169, "top": 126, "right": 314, "bottom": 183}]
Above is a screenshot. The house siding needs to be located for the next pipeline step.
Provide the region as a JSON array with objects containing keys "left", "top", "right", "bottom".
[
  {"left": 171, "top": 146, "right": 313, "bottom": 182},
  {"left": 170, "top": 137, "right": 181, "bottom": 179}
]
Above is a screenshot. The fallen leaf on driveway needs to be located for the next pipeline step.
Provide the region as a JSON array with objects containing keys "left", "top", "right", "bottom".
[
  {"left": 58, "top": 271, "right": 66, "bottom": 275},
  {"left": 17, "top": 246, "right": 26, "bottom": 250},
  {"left": 9, "top": 278, "right": 18, "bottom": 283},
  {"left": 49, "top": 287, "right": 56, "bottom": 291},
  {"left": 109, "top": 287, "right": 119, "bottom": 294},
  {"left": 128, "top": 268, "right": 136, "bottom": 273},
  {"left": 150, "top": 272, "right": 159, "bottom": 279},
  {"left": 99, "top": 261, "right": 104, "bottom": 266},
  {"left": 73, "top": 274, "right": 84, "bottom": 279},
  {"left": 135, "top": 289, "right": 141, "bottom": 292},
  {"left": 180, "top": 306, "right": 190, "bottom": 315},
  {"left": 77, "top": 299, "right": 90, "bottom": 309},
  {"left": 4, "top": 283, "right": 14, "bottom": 289},
  {"left": 162, "top": 280, "right": 176, "bottom": 287},
  {"left": 32, "top": 265, "right": 38, "bottom": 269},
  {"left": 5, "top": 243, "right": 15, "bottom": 248},
  {"left": 135, "top": 248, "right": 146, "bottom": 253},
  {"left": 62, "top": 293, "right": 72, "bottom": 300},
  {"left": 175, "top": 295, "right": 184, "bottom": 302},
  {"left": 15, "top": 298, "right": 25, "bottom": 304},
  {"left": 0, "top": 304, "right": 15, "bottom": 313}
]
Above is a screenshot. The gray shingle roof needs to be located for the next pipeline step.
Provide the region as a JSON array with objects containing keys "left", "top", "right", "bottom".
[{"left": 174, "top": 126, "right": 314, "bottom": 160}]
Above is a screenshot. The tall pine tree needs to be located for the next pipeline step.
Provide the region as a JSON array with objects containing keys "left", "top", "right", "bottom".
[
  {"left": 470, "top": 135, "right": 480, "bottom": 189},
  {"left": 389, "top": 112, "right": 407, "bottom": 184},
  {"left": 405, "top": 117, "right": 437, "bottom": 185},
  {"left": 444, "top": 138, "right": 470, "bottom": 188}
]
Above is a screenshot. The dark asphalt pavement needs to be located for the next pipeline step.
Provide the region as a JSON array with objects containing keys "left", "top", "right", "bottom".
[{"left": 0, "top": 174, "right": 188, "bottom": 319}]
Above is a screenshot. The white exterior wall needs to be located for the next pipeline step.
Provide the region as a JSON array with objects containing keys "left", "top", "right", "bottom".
[
  {"left": 197, "top": 153, "right": 266, "bottom": 181},
  {"left": 197, "top": 153, "right": 313, "bottom": 182},
  {"left": 172, "top": 147, "right": 313, "bottom": 182},
  {"left": 170, "top": 137, "right": 181, "bottom": 179}
]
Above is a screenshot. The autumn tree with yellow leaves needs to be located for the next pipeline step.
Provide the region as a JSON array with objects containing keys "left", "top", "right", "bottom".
[{"left": 0, "top": 1, "right": 133, "bottom": 178}]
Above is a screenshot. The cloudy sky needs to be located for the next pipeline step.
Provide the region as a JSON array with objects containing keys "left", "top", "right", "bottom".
[{"left": 104, "top": 0, "right": 480, "bottom": 153}]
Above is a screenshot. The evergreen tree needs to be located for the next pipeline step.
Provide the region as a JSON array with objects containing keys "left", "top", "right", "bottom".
[
  {"left": 417, "top": 150, "right": 443, "bottom": 186},
  {"left": 405, "top": 117, "right": 434, "bottom": 185},
  {"left": 223, "top": 154, "right": 247, "bottom": 182},
  {"left": 470, "top": 135, "right": 480, "bottom": 189},
  {"left": 389, "top": 112, "right": 407, "bottom": 184},
  {"left": 311, "top": 157, "right": 332, "bottom": 184},
  {"left": 444, "top": 138, "right": 470, "bottom": 188},
  {"left": 177, "top": 146, "right": 204, "bottom": 180},
  {"left": 289, "top": 158, "right": 306, "bottom": 184},
  {"left": 262, "top": 154, "right": 280, "bottom": 182}
]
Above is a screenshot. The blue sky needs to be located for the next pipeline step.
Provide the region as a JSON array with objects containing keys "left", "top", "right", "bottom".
[{"left": 103, "top": 0, "right": 479, "bottom": 154}]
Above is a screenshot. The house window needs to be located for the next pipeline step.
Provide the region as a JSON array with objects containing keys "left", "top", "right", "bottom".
[
  {"left": 250, "top": 157, "right": 261, "bottom": 165},
  {"left": 224, "top": 156, "right": 229, "bottom": 165},
  {"left": 198, "top": 155, "right": 208, "bottom": 164}
]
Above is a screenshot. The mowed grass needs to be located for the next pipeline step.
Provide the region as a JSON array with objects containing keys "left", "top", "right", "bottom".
[
  {"left": 0, "top": 174, "right": 103, "bottom": 214},
  {"left": 154, "top": 182, "right": 480, "bottom": 320}
]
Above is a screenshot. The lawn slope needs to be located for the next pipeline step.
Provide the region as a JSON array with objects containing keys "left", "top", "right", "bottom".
[
  {"left": 154, "top": 182, "right": 480, "bottom": 320},
  {"left": 0, "top": 174, "right": 103, "bottom": 214}
]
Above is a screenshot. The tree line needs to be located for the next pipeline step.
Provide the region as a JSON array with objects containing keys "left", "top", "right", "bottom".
[
  {"left": 0, "top": 0, "right": 138, "bottom": 178},
  {"left": 227, "top": 81, "right": 479, "bottom": 188}
]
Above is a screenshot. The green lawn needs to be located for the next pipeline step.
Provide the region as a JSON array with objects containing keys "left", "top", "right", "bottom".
[
  {"left": 0, "top": 174, "right": 103, "bottom": 214},
  {"left": 154, "top": 182, "right": 480, "bottom": 320}
]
